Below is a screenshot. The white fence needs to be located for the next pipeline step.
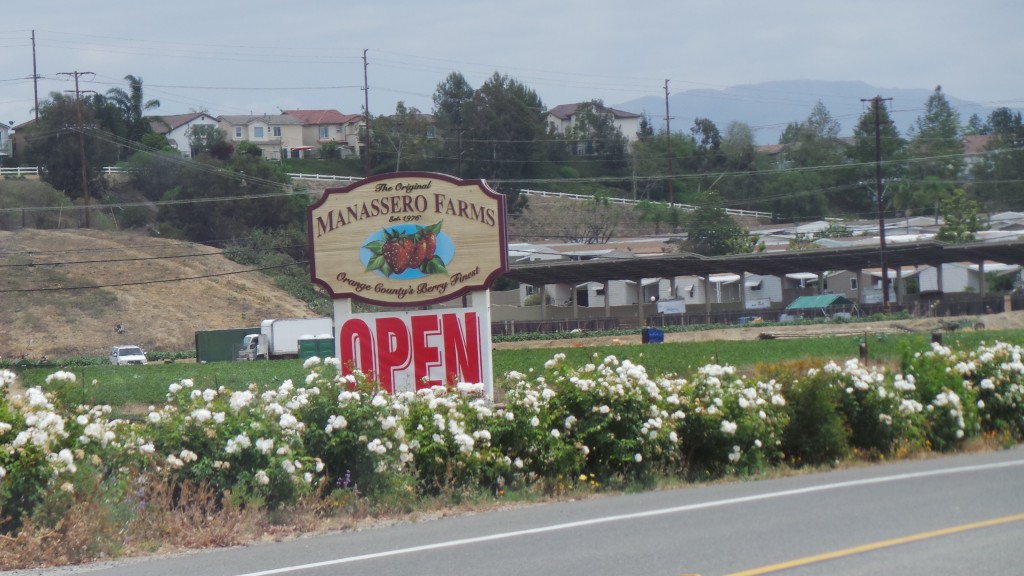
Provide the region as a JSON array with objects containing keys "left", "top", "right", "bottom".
[{"left": 1, "top": 166, "right": 39, "bottom": 177}]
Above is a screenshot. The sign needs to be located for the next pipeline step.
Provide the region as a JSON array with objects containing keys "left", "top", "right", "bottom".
[
  {"left": 656, "top": 298, "right": 686, "bottom": 315},
  {"left": 746, "top": 298, "right": 772, "bottom": 310},
  {"left": 334, "top": 306, "right": 492, "bottom": 395},
  {"left": 308, "top": 172, "right": 508, "bottom": 307}
]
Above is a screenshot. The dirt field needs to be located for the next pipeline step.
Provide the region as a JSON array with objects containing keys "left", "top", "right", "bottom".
[{"left": 0, "top": 228, "right": 314, "bottom": 360}]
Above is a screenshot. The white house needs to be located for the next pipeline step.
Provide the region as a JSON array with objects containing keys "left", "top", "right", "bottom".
[
  {"left": 545, "top": 103, "right": 642, "bottom": 150},
  {"left": 149, "top": 113, "right": 222, "bottom": 158},
  {"left": 0, "top": 122, "right": 10, "bottom": 159}
]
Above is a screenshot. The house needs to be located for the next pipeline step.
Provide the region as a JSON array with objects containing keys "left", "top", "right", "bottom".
[
  {"left": 8, "top": 119, "right": 36, "bottom": 163},
  {"left": 218, "top": 114, "right": 305, "bottom": 160},
  {"left": 282, "top": 109, "right": 365, "bottom": 159},
  {"left": 0, "top": 121, "right": 11, "bottom": 159},
  {"left": 545, "top": 103, "right": 642, "bottom": 152},
  {"left": 148, "top": 112, "right": 222, "bottom": 158}
]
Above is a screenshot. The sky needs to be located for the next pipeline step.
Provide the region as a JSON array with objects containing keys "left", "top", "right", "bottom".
[{"left": 2, "top": 1, "right": 1023, "bottom": 133}]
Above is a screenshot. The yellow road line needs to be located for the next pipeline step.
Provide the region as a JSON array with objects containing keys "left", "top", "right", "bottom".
[{"left": 723, "top": 512, "right": 1024, "bottom": 576}]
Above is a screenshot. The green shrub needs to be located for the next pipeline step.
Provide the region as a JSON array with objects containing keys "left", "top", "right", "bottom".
[{"left": 781, "top": 375, "right": 848, "bottom": 466}]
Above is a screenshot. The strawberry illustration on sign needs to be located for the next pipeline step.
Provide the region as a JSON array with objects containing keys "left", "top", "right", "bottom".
[{"left": 363, "top": 221, "right": 448, "bottom": 278}]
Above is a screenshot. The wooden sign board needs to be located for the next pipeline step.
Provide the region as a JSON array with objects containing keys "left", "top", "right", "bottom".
[{"left": 308, "top": 172, "right": 508, "bottom": 307}]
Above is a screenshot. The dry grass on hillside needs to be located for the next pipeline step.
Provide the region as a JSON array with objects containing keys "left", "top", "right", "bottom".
[{"left": 0, "top": 228, "right": 316, "bottom": 359}]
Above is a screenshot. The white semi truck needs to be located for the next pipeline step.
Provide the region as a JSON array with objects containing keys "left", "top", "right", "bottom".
[{"left": 238, "top": 318, "right": 333, "bottom": 360}]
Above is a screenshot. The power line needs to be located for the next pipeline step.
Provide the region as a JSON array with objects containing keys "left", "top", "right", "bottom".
[{"left": 0, "top": 261, "right": 305, "bottom": 293}]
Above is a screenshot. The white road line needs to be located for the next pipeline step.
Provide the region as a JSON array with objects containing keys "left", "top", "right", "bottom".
[{"left": 234, "top": 458, "right": 1024, "bottom": 576}]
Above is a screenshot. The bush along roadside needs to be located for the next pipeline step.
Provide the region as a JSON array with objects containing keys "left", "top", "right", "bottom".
[{"left": 2, "top": 339, "right": 1024, "bottom": 566}]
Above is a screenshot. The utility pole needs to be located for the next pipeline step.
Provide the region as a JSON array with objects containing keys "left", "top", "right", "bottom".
[
  {"left": 861, "top": 95, "right": 893, "bottom": 313},
  {"left": 362, "top": 49, "right": 372, "bottom": 174},
  {"left": 59, "top": 71, "right": 95, "bottom": 228},
  {"left": 31, "top": 30, "right": 39, "bottom": 121},
  {"left": 455, "top": 127, "right": 466, "bottom": 178},
  {"left": 664, "top": 79, "right": 673, "bottom": 206}
]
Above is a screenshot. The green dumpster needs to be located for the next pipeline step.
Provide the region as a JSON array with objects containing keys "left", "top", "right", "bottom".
[
  {"left": 315, "top": 336, "right": 336, "bottom": 359},
  {"left": 298, "top": 336, "right": 319, "bottom": 360}
]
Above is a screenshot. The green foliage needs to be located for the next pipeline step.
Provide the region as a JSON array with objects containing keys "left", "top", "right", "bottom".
[
  {"left": 780, "top": 376, "right": 848, "bottom": 466},
  {"left": 157, "top": 156, "right": 304, "bottom": 244},
  {"left": 318, "top": 140, "right": 339, "bottom": 159},
  {"left": 21, "top": 92, "right": 119, "bottom": 203},
  {"left": 188, "top": 125, "right": 232, "bottom": 160},
  {"left": 936, "top": 188, "right": 986, "bottom": 243},
  {"left": 562, "top": 100, "right": 629, "bottom": 171},
  {"left": 681, "top": 193, "right": 760, "bottom": 255},
  {"left": 0, "top": 180, "right": 76, "bottom": 230},
  {"left": 234, "top": 141, "right": 263, "bottom": 158}
]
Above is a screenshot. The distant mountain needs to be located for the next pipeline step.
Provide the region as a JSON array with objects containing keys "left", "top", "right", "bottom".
[{"left": 613, "top": 80, "right": 997, "bottom": 145}]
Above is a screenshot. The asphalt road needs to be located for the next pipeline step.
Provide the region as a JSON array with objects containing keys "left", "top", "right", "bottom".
[{"left": 8, "top": 447, "right": 1024, "bottom": 576}]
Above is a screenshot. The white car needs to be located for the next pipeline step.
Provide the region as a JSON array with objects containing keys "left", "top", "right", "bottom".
[{"left": 109, "top": 345, "right": 148, "bottom": 365}]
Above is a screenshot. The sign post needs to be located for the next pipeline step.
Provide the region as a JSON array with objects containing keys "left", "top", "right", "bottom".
[{"left": 309, "top": 172, "right": 507, "bottom": 397}]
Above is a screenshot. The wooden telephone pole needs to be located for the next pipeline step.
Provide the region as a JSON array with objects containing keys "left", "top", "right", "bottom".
[
  {"left": 362, "top": 49, "right": 372, "bottom": 174},
  {"left": 58, "top": 71, "right": 95, "bottom": 228},
  {"left": 664, "top": 79, "right": 673, "bottom": 206},
  {"left": 861, "top": 95, "right": 893, "bottom": 312}
]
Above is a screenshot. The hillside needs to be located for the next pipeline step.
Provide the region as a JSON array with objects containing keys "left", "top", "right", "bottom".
[{"left": 0, "top": 228, "right": 316, "bottom": 360}]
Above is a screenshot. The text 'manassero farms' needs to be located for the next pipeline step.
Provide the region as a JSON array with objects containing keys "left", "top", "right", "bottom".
[{"left": 308, "top": 172, "right": 508, "bottom": 395}]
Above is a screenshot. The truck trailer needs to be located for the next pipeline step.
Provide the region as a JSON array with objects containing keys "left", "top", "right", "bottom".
[{"left": 238, "top": 317, "right": 333, "bottom": 360}]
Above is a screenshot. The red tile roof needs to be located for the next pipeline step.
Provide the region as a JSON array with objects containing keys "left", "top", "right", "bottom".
[{"left": 283, "top": 109, "right": 361, "bottom": 125}]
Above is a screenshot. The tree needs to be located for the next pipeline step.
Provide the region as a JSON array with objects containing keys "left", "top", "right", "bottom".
[
  {"left": 688, "top": 117, "right": 725, "bottom": 194},
  {"left": 21, "top": 91, "right": 120, "bottom": 204},
  {"left": 906, "top": 86, "right": 963, "bottom": 209},
  {"left": 628, "top": 130, "right": 698, "bottom": 205},
  {"left": 715, "top": 122, "right": 761, "bottom": 212},
  {"left": 964, "top": 113, "right": 989, "bottom": 135},
  {"left": 972, "top": 107, "right": 1024, "bottom": 210},
  {"left": 680, "top": 193, "right": 760, "bottom": 256},
  {"left": 460, "top": 72, "right": 548, "bottom": 213},
  {"left": 848, "top": 97, "right": 905, "bottom": 217},
  {"left": 770, "top": 101, "right": 846, "bottom": 220},
  {"left": 431, "top": 72, "right": 475, "bottom": 175},
  {"left": 188, "top": 125, "right": 233, "bottom": 160},
  {"left": 936, "top": 188, "right": 986, "bottom": 243},
  {"left": 557, "top": 193, "right": 624, "bottom": 244},
  {"left": 562, "top": 100, "right": 629, "bottom": 171},
  {"left": 106, "top": 74, "right": 160, "bottom": 146},
  {"left": 371, "top": 101, "right": 437, "bottom": 173},
  {"left": 432, "top": 72, "right": 475, "bottom": 133},
  {"left": 157, "top": 155, "right": 303, "bottom": 243},
  {"left": 636, "top": 113, "right": 655, "bottom": 141}
]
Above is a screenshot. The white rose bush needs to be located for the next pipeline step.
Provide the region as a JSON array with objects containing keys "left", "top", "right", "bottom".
[{"left": 4, "top": 340, "right": 1024, "bottom": 562}]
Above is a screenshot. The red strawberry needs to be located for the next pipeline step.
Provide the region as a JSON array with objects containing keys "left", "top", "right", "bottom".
[
  {"left": 412, "top": 229, "right": 436, "bottom": 268},
  {"left": 381, "top": 232, "right": 416, "bottom": 274}
]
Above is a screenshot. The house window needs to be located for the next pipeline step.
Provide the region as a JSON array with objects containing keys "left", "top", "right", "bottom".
[
  {"left": 850, "top": 277, "right": 858, "bottom": 290},
  {"left": 272, "top": 126, "right": 281, "bottom": 137},
  {"left": 319, "top": 126, "right": 330, "bottom": 140},
  {"left": 595, "top": 287, "right": 605, "bottom": 296},
  {"left": 234, "top": 127, "right": 242, "bottom": 138},
  {"left": 253, "top": 127, "right": 265, "bottom": 139}
]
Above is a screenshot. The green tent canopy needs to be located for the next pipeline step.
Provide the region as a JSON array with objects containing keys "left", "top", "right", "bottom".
[{"left": 785, "top": 294, "right": 860, "bottom": 317}]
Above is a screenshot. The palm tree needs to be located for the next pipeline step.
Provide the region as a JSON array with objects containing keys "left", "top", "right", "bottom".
[{"left": 106, "top": 74, "right": 160, "bottom": 143}]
